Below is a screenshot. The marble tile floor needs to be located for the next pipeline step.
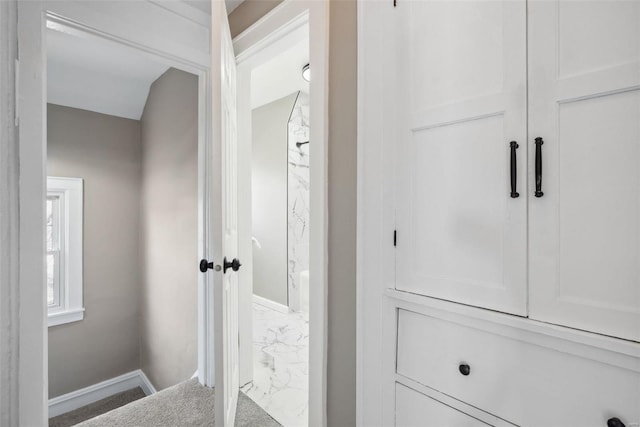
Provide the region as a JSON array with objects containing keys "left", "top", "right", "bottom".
[{"left": 240, "top": 302, "right": 309, "bottom": 427}]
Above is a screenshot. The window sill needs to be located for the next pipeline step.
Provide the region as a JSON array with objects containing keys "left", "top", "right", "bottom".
[{"left": 48, "top": 308, "right": 85, "bottom": 327}]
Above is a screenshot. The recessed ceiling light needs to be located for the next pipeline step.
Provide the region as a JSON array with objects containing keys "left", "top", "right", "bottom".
[{"left": 302, "top": 63, "right": 310, "bottom": 82}]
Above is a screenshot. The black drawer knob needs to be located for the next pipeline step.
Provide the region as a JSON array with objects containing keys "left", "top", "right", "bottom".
[
  {"left": 607, "top": 418, "right": 625, "bottom": 427},
  {"left": 458, "top": 363, "right": 470, "bottom": 376}
]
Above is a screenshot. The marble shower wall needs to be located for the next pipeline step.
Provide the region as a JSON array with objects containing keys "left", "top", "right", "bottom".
[{"left": 287, "top": 92, "right": 310, "bottom": 313}]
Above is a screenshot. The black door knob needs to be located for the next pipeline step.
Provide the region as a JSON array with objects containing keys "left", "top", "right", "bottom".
[
  {"left": 607, "top": 417, "right": 625, "bottom": 427},
  {"left": 223, "top": 257, "right": 242, "bottom": 274},
  {"left": 200, "top": 259, "right": 221, "bottom": 273},
  {"left": 200, "top": 259, "right": 213, "bottom": 273},
  {"left": 459, "top": 363, "right": 471, "bottom": 376}
]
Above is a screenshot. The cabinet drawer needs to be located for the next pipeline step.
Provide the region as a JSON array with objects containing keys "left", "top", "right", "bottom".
[
  {"left": 397, "top": 309, "right": 640, "bottom": 427},
  {"left": 396, "top": 383, "right": 490, "bottom": 427}
]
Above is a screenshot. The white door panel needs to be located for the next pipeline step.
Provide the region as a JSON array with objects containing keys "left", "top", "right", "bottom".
[
  {"left": 529, "top": 0, "right": 640, "bottom": 341},
  {"left": 556, "top": 0, "right": 639, "bottom": 79},
  {"left": 212, "top": 1, "right": 239, "bottom": 425},
  {"left": 408, "top": 116, "right": 507, "bottom": 291},
  {"left": 395, "top": 0, "right": 527, "bottom": 315}
]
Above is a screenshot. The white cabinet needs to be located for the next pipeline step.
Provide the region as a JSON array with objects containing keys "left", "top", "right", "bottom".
[
  {"left": 528, "top": 0, "right": 640, "bottom": 342},
  {"left": 391, "top": 0, "right": 640, "bottom": 341},
  {"left": 358, "top": 1, "right": 640, "bottom": 425}
]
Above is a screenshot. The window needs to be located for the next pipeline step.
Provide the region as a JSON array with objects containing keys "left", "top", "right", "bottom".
[{"left": 47, "top": 177, "right": 84, "bottom": 327}]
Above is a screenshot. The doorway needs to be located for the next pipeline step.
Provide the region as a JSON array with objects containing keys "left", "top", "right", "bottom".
[
  {"left": 239, "top": 32, "right": 311, "bottom": 426},
  {"left": 45, "top": 22, "right": 203, "bottom": 424},
  {"left": 16, "top": 4, "right": 214, "bottom": 422},
  {"left": 233, "top": 2, "right": 327, "bottom": 425}
]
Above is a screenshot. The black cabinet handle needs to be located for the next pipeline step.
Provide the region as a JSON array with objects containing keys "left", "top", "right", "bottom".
[
  {"left": 607, "top": 417, "right": 625, "bottom": 427},
  {"left": 534, "top": 137, "right": 544, "bottom": 197},
  {"left": 458, "top": 363, "right": 470, "bottom": 376},
  {"left": 510, "top": 141, "right": 519, "bottom": 198}
]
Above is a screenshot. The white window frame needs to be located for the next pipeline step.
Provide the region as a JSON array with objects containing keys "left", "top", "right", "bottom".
[
  {"left": 46, "top": 193, "right": 64, "bottom": 309},
  {"left": 46, "top": 177, "right": 84, "bottom": 327}
]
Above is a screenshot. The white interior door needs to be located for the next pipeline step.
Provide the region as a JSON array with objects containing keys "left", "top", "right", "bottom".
[
  {"left": 528, "top": 0, "right": 640, "bottom": 341},
  {"left": 211, "top": 1, "right": 240, "bottom": 425},
  {"left": 394, "top": 0, "right": 528, "bottom": 315}
]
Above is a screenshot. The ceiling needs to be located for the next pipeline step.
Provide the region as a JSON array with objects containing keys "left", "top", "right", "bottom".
[
  {"left": 47, "top": 28, "right": 171, "bottom": 120},
  {"left": 251, "top": 37, "right": 310, "bottom": 110},
  {"left": 46, "top": 0, "right": 243, "bottom": 121}
]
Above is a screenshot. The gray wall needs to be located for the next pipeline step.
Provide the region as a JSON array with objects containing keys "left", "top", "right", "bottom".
[
  {"left": 326, "top": 3, "right": 357, "bottom": 424},
  {"left": 252, "top": 93, "right": 297, "bottom": 306},
  {"left": 230, "top": 2, "right": 358, "bottom": 425},
  {"left": 140, "top": 68, "right": 199, "bottom": 391},
  {"left": 47, "top": 104, "right": 142, "bottom": 398},
  {"left": 47, "top": 68, "right": 199, "bottom": 397}
]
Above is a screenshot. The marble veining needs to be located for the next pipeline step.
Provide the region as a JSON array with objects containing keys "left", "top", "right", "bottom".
[
  {"left": 241, "top": 303, "right": 309, "bottom": 427},
  {"left": 287, "top": 93, "right": 310, "bottom": 313}
]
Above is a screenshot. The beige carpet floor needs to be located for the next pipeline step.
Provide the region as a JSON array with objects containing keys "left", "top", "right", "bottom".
[
  {"left": 52, "top": 379, "right": 281, "bottom": 427},
  {"left": 49, "top": 387, "right": 146, "bottom": 427}
]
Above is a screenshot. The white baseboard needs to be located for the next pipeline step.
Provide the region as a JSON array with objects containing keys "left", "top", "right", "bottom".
[
  {"left": 48, "top": 369, "right": 157, "bottom": 418},
  {"left": 137, "top": 370, "right": 157, "bottom": 396},
  {"left": 253, "top": 294, "right": 290, "bottom": 314}
]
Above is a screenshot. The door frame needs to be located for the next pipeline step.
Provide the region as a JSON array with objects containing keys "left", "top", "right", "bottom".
[
  {"left": 234, "top": 3, "right": 310, "bottom": 389},
  {"left": 233, "top": 1, "right": 329, "bottom": 425},
  {"left": 16, "top": 1, "right": 213, "bottom": 423}
]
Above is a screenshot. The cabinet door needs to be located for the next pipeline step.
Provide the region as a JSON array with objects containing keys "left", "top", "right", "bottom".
[
  {"left": 529, "top": 0, "right": 640, "bottom": 341},
  {"left": 394, "top": 0, "right": 527, "bottom": 315}
]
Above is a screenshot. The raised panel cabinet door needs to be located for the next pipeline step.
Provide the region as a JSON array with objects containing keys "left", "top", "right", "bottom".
[
  {"left": 394, "top": 0, "right": 528, "bottom": 315},
  {"left": 528, "top": 0, "right": 640, "bottom": 341}
]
